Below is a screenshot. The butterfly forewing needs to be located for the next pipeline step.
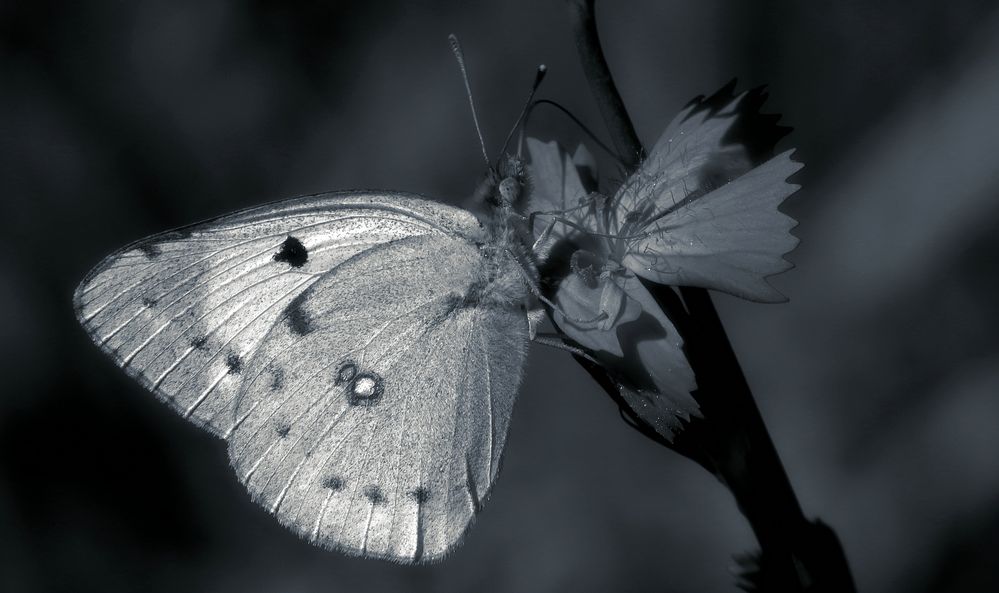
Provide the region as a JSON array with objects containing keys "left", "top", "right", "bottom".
[
  {"left": 227, "top": 234, "right": 528, "bottom": 562},
  {"left": 74, "top": 191, "right": 480, "bottom": 436}
]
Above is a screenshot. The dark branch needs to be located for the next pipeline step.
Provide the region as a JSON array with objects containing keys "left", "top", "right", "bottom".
[
  {"left": 562, "top": 1, "right": 857, "bottom": 591},
  {"left": 565, "top": 0, "right": 645, "bottom": 169}
]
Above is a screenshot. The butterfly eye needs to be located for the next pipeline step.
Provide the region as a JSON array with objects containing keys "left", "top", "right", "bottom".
[{"left": 498, "top": 177, "right": 521, "bottom": 204}]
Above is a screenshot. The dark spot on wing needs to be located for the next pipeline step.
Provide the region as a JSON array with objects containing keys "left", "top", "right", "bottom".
[
  {"left": 190, "top": 335, "right": 209, "bottom": 351},
  {"left": 346, "top": 372, "right": 383, "bottom": 407},
  {"left": 135, "top": 231, "right": 190, "bottom": 259},
  {"left": 323, "top": 476, "right": 344, "bottom": 491},
  {"left": 334, "top": 361, "right": 357, "bottom": 386},
  {"left": 275, "top": 424, "right": 290, "bottom": 438},
  {"left": 273, "top": 236, "right": 308, "bottom": 268},
  {"left": 269, "top": 367, "right": 285, "bottom": 391},
  {"left": 409, "top": 487, "right": 431, "bottom": 504},
  {"left": 226, "top": 352, "right": 243, "bottom": 374},
  {"left": 363, "top": 485, "right": 387, "bottom": 505},
  {"left": 141, "top": 297, "right": 157, "bottom": 307},
  {"left": 284, "top": 293, "right": 314, "bottom": 336},
  {"left": 138, "top": 243, "right": 162, "bottom": 258}
]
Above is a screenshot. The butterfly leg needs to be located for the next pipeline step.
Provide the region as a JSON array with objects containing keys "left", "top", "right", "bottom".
[
  {"left": 524, "top": 199, "right": 593, "bottom": 225},
  {"left": 531, "top": 332, "right": 599, "bottom": 364},
  {"left": 526, "top": 305, "right": 547, "bottom": 340},
  {"left": 523, "top": 196, "right": 598, "bottom": 234},
  {"left": 530, "top": 217, "right": 557, "bottom": 252},
  {"left": 542, "top": 215, "right": 650, "bottom": 241}
]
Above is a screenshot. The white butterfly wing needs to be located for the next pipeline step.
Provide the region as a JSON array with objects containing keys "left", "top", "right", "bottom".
[
  {"left": 227, "top": 234, "right": 528, "bottom": 562},
  {"left": 74, "top": 192, "right": 480, "bottom": 436},
  {"left": 623, "top": 150, "right": 802, "bottom": 302}
]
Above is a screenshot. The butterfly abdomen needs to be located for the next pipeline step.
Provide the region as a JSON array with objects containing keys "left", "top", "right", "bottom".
[
  {"left": 464, "top": 228, "right": 532, "bottom": 312},
  {"left": 433, "top": 256, "right": 527, "bottom": 323}
]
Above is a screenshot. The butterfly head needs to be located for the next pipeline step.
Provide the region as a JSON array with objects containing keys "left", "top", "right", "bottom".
[
  {"left": 472, "top": 154, "right": 530, "bottom": 213},
  {"left": 494, "top": 154, "right": 528, "bottom": 209}
]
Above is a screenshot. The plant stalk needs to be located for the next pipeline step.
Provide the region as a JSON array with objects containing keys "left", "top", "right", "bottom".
[{"left": 564, "top": 0, "right": 856, "bottom": 590}]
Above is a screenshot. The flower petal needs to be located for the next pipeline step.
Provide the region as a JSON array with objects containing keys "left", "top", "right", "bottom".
[
  {"left": 525, "top": 137, "right": 595, "bottom": 261},
  {"left": 552, "top": 258, "right": 698, "bottom": 435},
  {"left": 572, "top": 143, "right": 598, "bottom": 188},
  {"left": 525, "top": 137, "right": 589, "bottom": 214},
  {"left": 553, "top": 252, "right": 641, "bottom": 355},
  {"left": 611, "top": 94, "right": 753, "bottom": 232},
  {"left": 623, "top": 150, "right": 802, "bottom": 302}
]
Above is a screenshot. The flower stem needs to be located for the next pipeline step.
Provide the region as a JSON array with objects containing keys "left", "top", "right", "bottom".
[
  {"left": 564, "top": 1, "right": 856, "bottom": 590},
  {"left": 565, "top": 0, "right": 644, "bottom": 170}
]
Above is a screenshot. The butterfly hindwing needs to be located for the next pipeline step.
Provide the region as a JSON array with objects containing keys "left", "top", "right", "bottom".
[
  {"left": 226, "top": 233, "right": 529, "bottom": 562},
  {"left": 73, "top": 191, "right": 480, "bottom": 436}
]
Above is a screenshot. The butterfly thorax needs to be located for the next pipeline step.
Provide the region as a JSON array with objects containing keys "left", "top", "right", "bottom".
[
  {"left": 467, "top": 212, "right": 532, "bottom": 310},
  {"left": 466, "top": 155, "right": 537, "bottom": 310}
]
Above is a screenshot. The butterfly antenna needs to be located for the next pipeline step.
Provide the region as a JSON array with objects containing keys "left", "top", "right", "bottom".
[
  {"left": 528, "top": 98, "right": 625, "bottom": 166},
  {"left": 498, "top": 64, "right": 547, "bottom": 162},
  {"left": 448, "top": 34, "right": 490, "bottom": 167}
]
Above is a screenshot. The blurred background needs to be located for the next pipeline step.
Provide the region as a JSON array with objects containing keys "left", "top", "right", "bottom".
[{"left": 2, "top": 0, "right": 998, "bottom": 591}]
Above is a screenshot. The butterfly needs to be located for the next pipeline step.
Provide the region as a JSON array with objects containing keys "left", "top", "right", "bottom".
[
  {"left": 74, "top": 39, "right": 547, "bottom": 563},
  {"left": 74, "top": 54, "right": 797, "bottom": 561},
  {"left": 75, "top": 187, "right": 538, "bottom": 562}
]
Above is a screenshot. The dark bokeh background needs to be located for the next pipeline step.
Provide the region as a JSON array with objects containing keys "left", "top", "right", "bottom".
[{"left": 3, "top": 1, "right": 999, "bottom": 591}]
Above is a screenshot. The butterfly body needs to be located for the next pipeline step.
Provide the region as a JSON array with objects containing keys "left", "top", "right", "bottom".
[{"left": 470, "top": 156, "right": 539, "bottom": 309}]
